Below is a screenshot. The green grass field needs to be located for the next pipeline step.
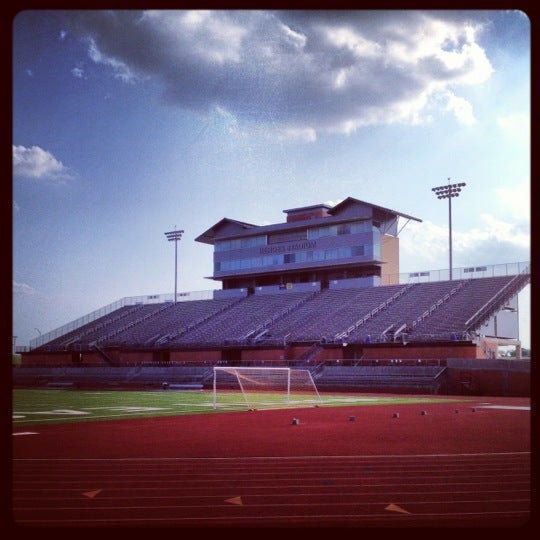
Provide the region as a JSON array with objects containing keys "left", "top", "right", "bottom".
[{"left": 12, "top": 388, "right": 461, "bottom": 426}]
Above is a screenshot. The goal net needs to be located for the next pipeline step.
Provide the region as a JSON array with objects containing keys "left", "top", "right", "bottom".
[{"left": 212, "top": 366, "right": 322, "bottom": 410}]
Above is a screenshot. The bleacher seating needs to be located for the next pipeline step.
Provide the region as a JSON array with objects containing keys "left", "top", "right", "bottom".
[
  {"left": 17, "top": 271, "right": 530, "bottom": 397},
  {"left": 314, "top": 365, "right": 447, "bottom": 394},
  {"left": 98, "top": 298, "right": 239, "bottom": 346},
  {"left": 259, "top": 285, "right": 405, "bottom": 342},
  {"left": 345, "top": 280, "right": 467, "bottom": 343},
  {"left": 407, "top": 276, "right": 515, "bottom": 340},
  {"left": 32, "top": 275, "right": 525, "bottom": 352},
  {"left": 12, "top": 366, "right": 212, "bottom": 389},
  {"left": 170, "top": 291, "right": 315, "bottom": 346},
  {"left": 39, "top": 305, "right": 147, "bottom": 349}
]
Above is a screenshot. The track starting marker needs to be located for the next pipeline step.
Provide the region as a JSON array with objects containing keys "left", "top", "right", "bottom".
[
  {"left": 225, "top": 496, "right": 243, "bottom": 506},
  {"left": 83, "top": 489, "right": 102, "bottom": 499},
  {"left": 385, "top": 503, "right": 410, "bottom": 514}
]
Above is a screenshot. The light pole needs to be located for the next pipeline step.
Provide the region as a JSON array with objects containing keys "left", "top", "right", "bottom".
[
  {"left": 432, "top": 179, "right": 466, "bottom": 280},
  {"left": 164, "top": 227, "right": 184, "bottom": 303}
]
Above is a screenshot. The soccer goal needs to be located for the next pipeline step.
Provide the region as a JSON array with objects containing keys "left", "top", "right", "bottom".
[{"left": 212, "top": 366, "right": 322, "bottom": 410}]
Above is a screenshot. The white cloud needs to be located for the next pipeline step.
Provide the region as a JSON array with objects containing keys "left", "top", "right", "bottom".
[
  {"left": 494, "top": 181, "right": 530, "bottom": 222},
  {"left": 71, "top": 66, "right": 84, "bottom": 78},
  {"left": 445, "top": 92, "right": 476, "bottom": 125},
  {"left": 13, "top": 280, "right": 35, "bottom": 295},
  {"left": 276, "top": 126, "right": 317, "bottom": 142},
  {"left": 471, "top": 214, "right": 530, "bottom": 250},
  {"left": 324, "top": 26, "right": 381, "bottom": 59},
  {"left": 400, "top": 220, "right": 448, "bottom": 268},
  {"left": 13, "top": 145, "right": 73, "bottom": 182},
  {"left": 157, "top": 10, "right": 247, "bottom": 65},
  {"left": 87, "top": 39, "right": 137, "bottom": 83},
  {"left": 399, "top": 214, "right": 529, "bottom": 273},
  {"left": 497, "top": 113, "right": 530, "bottom": 140},
  {"left": 62, "top": 10, "right": 498, "bottom": 138}
]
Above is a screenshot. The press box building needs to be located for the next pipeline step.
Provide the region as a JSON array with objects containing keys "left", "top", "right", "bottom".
[{"left": 196, "top": 196, "right": 422, "bottom": 296}]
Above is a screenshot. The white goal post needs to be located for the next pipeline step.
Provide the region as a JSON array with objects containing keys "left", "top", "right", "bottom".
[{"left": 212, "top": 366, "right": 322, "bottom": 410}]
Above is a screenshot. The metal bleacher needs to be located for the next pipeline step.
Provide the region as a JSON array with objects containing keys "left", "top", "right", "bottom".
[
  {"left": 12, "top": 365, "right": 212, "bottom": 389},
  {"left": 30, "top": 266, "right": 529, "bottom": 353},
  {"left": 314, "top": 365, "right": 447, "bottom": 394}
]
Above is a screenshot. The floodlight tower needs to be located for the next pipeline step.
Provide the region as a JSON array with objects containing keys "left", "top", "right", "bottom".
[
  {"left": 164, "top": 227, "right": 184, "bottom": 303},
  {"left": 431, "top": 179, "right": 466, "bottom": 280}
]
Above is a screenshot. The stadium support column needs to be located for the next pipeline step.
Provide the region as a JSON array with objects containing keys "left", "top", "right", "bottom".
[
  {"left": 431, "top": 179, "right": 466, "bottom": 280},
  {"left": 164, "top": 227, "right": 184, "bottom": 303}
]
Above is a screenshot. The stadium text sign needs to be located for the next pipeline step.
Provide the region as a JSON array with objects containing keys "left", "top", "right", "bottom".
[{"left": 259, "top": 240, "right": 317, "bottom": 255}]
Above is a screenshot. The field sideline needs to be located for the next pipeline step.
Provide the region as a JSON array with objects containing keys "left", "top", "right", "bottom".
[{"left": 12, "top": 388, "right": 464, "bottom": 426}]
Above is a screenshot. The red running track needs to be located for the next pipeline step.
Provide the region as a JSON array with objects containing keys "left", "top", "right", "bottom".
[{"left": 11, "top": 395, "right": 532, "bottom": 531}]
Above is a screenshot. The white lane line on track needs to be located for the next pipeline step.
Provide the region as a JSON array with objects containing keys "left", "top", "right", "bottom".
[{"left": 476, "top": 405, "right": 530, "bottom": 410}]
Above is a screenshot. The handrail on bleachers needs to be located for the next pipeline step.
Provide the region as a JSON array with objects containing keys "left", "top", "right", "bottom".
[{"left": 464, "top": 269, "right": 530, "bottom": 330}]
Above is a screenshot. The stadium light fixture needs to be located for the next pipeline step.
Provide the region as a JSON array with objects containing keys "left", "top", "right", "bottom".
[
  {"left": 164, "top": 227, "right": 184, "bottom": 303},
  {"left": 431, "top": 179, "right": 466, "bottom": 280}
]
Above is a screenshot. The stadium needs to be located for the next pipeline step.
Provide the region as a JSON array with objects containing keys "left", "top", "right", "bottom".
[
  {"left": 11, "top": 10, "right": 531, "bottom": 528},
  {"left": 12, "top": 195, "right": 532, "bottom": 529},
  {"left": 15, "top": 196, "right": 530, "bottom": 397}
]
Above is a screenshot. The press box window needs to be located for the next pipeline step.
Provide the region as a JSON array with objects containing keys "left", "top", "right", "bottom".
[{"left": 284, "top": 253, "right": 296, "bottom": 264}]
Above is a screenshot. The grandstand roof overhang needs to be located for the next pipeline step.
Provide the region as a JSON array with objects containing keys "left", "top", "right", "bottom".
[
  {"left": 195, "top": 218, "right": 258, "bottom": 245},
  {"left": 195, "top": 197, "right": 422, "bottom": 245},
  {"left": 329, "top": 197, "right": 422, "bottom": 224}
]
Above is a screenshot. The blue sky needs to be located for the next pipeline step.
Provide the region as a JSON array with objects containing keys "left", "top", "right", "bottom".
[{"left": 12, "top": 9, "right": 530, "bottom": 349}]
